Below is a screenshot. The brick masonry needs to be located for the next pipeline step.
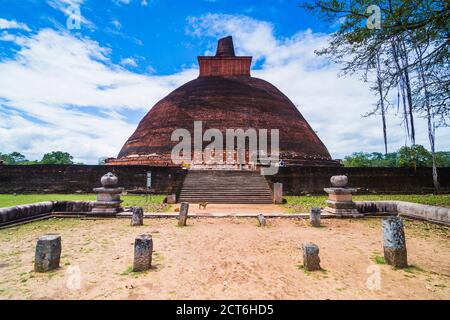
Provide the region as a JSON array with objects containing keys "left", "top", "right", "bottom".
[
  {"left": 0, "top": 165, "right": 448, "bottom": 195},
  {"left": 266, "top": 166, "right": 450, "bottom": 194},
  {"left": 0, "top": 165, "right": 186, "bottom": 195}
]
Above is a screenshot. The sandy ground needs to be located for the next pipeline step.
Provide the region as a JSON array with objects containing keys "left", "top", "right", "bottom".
[
  {"left": 0, "top": 217, "right": 449, "bottom": 300},
  {"left": 169, "top": 204, "right": 286, "bottom": 215}
]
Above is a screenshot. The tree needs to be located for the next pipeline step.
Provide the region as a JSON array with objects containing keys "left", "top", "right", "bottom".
[
  {"left": 342, "top": 145, "right": 448, "bottom": 168},
  {"left": 300, "top": 0, "right": 449, "bottom": 191},
  {"left": 343, "top": 152, "right": 372, "bottom": 167},
  {"left": 435, "top": 152, "right": 450, "bottom": 167},
  {"left": 0, "top": 152, "right": 27, "bottom": 164},
  {"left": 397, "top": 145, "right": 432, "bottom": 169},
  {"left": 40, "top": 151, "right": 74, "bottom": 165}
]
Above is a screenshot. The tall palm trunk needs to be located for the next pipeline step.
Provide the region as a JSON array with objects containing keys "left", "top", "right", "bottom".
[{"left": 376, "top": 51, "right": 388, "bottom": 154}]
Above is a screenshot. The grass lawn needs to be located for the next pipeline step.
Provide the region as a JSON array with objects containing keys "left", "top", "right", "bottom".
[
  {"left": 283, "top": 194, "right": 450, "bottom": 213},
  {"left": 0, "top": 194, "right": 170, "bottom": 212}
]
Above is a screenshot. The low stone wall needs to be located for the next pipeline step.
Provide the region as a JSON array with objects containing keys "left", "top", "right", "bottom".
[
  {"left": 0, "top": 201, "right": 95, "bottom": 227},
  {"left": 0, "top": 202, "right": 54, "bottom": 227},
  {"left": 53, "top": 201, "right": 94, "bottom": 213},
  {"left": 356, "top": 201, "right": 450, "bottom": 226}
]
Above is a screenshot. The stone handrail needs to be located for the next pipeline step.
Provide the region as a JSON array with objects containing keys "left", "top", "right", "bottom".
[{"left": 356, "top": 201, "right": 449, "bottom": 226}]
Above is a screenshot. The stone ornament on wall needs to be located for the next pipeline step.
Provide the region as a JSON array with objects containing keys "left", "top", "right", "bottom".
[
  {"left": 91, "top": 172, "right": 124, "bottom": 217},
  {"left": 324, "top": 175, "right": 362, "bottom": 217}
]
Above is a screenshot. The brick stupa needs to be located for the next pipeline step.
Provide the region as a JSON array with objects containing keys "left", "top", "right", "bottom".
[{"left": 107, "top": 36, "right": 339, "bottom": 167}]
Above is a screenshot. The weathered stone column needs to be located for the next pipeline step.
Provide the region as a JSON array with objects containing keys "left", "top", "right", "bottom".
[
  {"left": 302, "top": 242, "right": 321, "bottom": 271},
  {"left": 310, "top": 207, "right": 321, "bottom": 227},
  {"left": 178, "top": 202, "right": 189, "bottom": 227},
  {"left": 273, "top": 183, "right": 283, "bottom": 204},
  {"left": 257, "top": 214, "right": 266, "bottom": 227},
  {"left": 131, "top": 206, "right": 144, "bottom": 226},
  {"left": 133, "top": 234, "right": 153, "bottom": 272},
  {"left": 34, "top": 234, "right": 62, "bottom": 272},
  {"left": 382, "top": 216, "right": 408, "bottom": 268}
]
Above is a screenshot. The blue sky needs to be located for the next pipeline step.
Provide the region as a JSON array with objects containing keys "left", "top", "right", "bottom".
[
  {"left": 0, "top": 0, "right": 448, "bottom": 163},
  {"left": 1, "top": 0, "right": 330, "bottom": 75}
]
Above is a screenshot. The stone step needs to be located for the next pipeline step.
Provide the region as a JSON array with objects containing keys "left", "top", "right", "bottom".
[
  {"left": 179, "top": 170, "right": 273, "bottom": 204},
  {"left": 178, "top": 200, "right": 274, "bottom": 204}
]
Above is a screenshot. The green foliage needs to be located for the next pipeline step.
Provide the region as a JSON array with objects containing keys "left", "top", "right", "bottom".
[
  {"left": 343, "top": 145, "right": 450, "bottom": 168},
  {"left": 398, "top": 145, "right": 432, "bottom": 168},
  {"left": 343, "top": 152, "right": 398, "bottom": 167},
  {"left": 0, "top": 194, "right": 168, "bottom": 210},
  {"left": 0, "top": 152, "right": 27, "bottom": 165},
  {"left": 40, "top": 151, "right": 74, "bottom": 165},
  {"left": 372, "top": 255, "right": 386, "bottom": 265},
  {"left": 0, "top": 151, "right": 83, "bottom": 165},
  {"left": 283, "top": 194, "right": 450, "bottom": 213}
]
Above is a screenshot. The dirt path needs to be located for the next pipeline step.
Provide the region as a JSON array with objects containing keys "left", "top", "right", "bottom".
[
  {"left": 168, "top": 204, "right": 287, "bottom": 214},
  {"left": 0, "top": 217, "right": 449, "bottom": 299}
]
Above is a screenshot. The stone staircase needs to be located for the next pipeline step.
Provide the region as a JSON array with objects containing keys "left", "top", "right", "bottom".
[{"left": 178, "top": 170, "right": 273, "bottom": 204}]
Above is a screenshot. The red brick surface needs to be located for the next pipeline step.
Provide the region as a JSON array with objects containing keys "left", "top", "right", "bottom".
[{"left": 109, "top": 37, "right": 338, "bottom": 166}]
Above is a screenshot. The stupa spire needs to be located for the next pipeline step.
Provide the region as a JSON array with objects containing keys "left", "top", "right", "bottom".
[
  {"left": 215, "top": 36, "right": 236, "bottom": 57},
  {"left": 197, "top": 36, "right": 252, "bottom": 77}
]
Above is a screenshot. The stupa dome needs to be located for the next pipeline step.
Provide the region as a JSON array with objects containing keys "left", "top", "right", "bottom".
[{"left": 108, "top": 36, "right": 338, "bottom": 167}]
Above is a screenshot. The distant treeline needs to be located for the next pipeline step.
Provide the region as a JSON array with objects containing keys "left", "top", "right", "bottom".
[
  {"left": 1, "top": 145, "right": 449, "bottom": 168},
  {"left": 343, "top": 145, "right": 450, "bottom": 168},
  {"left": 0, "top": 151, "right": 82, "bottom": 165}
]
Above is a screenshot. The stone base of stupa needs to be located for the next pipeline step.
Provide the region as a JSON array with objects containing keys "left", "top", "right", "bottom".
[
  {"left": 323, "top": 188, "right": 363, "bottom": 218},
  {"left": 90, "top": 187, "right": 124, "bottom": 217}
]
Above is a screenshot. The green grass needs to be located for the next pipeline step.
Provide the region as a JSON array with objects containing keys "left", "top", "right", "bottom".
[
  {"left": 120, "top": 265, "right": 151, "bottom": 278},
  {"left": 283, "top": 194, "right": 450, "bottom": 213},
  {"left": 0, "top": 194, "right": 170, "bottom": 212},
  {"left": 372, "top": 255, "right": 386, "bottom": 265}
]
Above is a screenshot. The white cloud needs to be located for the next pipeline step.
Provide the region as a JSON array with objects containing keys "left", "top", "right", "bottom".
[
  {"left": 47, "top": 0, "right": 95, "bottom": 30},
  {"left": 187, "top": 13, "right": 450, "bottom": 158},
  {"left": 0, "top": 29, "right": 196, "bottom": 163},
  {"left": 0, "top": 18, "right": 31, "bottom": 31},
  {"left": 114, "top": 0, "right": 132, "bottom": 5},
  {"left": 120, "top": 57, "right": 138, "bottom": 67},
  {"left": 0, "top": 13, "right": 448, "bottom": 165},
  {"left": 113, "top": 0, "right": 151, "bottom": 6},
  {"left": 111, "top": 19, "right": 122, "bottom": 30}
]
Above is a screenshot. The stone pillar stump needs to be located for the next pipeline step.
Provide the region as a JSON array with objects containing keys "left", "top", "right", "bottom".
[
  {"left": 302, "top": 242, "right": 321, "bottom": 271},
  {"left": 273, "top": 183, "right": 283, "bottom": 204},
  {"left": 257, "top": 214, "right": 266, "bottom": 227},
  {"left": 178, "top": 202, "right": 189, "bottom": 227},
  {"left": 310, "top": 207, "right": 321, "bottom": 227},
  {"left": 167, "top": 194, "right": 177, "bottom": 204},
  {"left": 133, "top": 234, "right": 153, "bottom": 272},
  {"left": 34, "top": 234, "right": 62, "bottom": 272},
  {"left": 382, "top": 216, "right": 408, "bottom": 268},
  {"left": 131, "top": 206, "right": 144, "bottom": 226}
]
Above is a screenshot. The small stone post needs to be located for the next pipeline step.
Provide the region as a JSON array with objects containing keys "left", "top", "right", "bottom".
[
  {"left": 257, "top": 214, "right": 266, "bottom": 227},
  {"left": 133, "top": 234, "right": 153, "bottom": 272},
  {"left": 382, "top": 216, "right": 408, "bottom": 268},
  {"left": 302, "top": 242, "right": 321, "bottom": 271},
  {"left": 34, "top": 234, "right": 62, "bottom": 272},
  {"left": 178, "top": 202, "right": 189, "bottom": 227},
  {"left": 273, "top": 183, "right": 283, "bottom": 204},
  {"left": 167, "top": 194, "right": 177, "bottom": 204},
  {"left": 310, "top": 207, "right": 321, "bottom": 227},
  {"left": 131, "top": 206, "right": 144, "bottom": 226}
]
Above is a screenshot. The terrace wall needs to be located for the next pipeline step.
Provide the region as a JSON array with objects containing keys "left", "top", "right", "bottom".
[
  {"left": 0, "top": 165, "right": 186, "bottom": 195},
  {"left": 266, "top": 167, "right": 450, "bottom": 195},
  {"left": 0, "top": 165, "right": 449, "bottom": 195}
]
